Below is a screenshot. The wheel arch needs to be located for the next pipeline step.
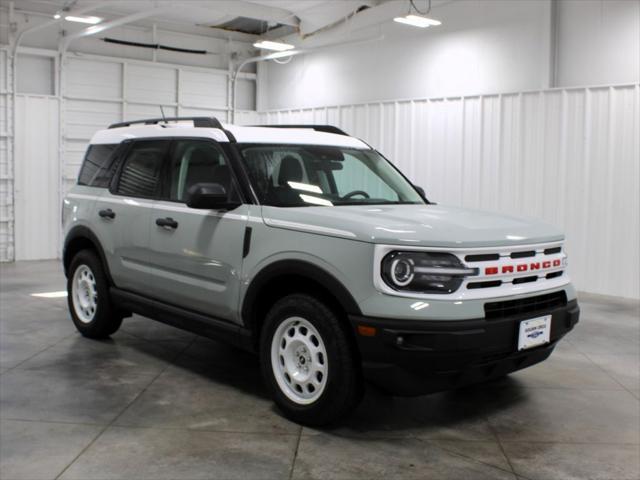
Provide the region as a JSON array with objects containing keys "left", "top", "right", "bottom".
[
  {"left": 241, "top": 260, "right": 362, "bottom": 346},
  {"left": 63, "top": 226, "right": 114, "bottom": 285}
]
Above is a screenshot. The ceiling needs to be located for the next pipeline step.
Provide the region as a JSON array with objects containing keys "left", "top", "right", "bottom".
[{"left": 5, "top": 0, "right": 390, "bottom": 42}]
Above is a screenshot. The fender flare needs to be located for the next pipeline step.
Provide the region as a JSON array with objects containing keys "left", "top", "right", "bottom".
[
  {"left": 241, "top": 259, "right": 362, "bottom": 330},
  {"left": 63, "top": 225, "right": 114, "bottom": 285}
]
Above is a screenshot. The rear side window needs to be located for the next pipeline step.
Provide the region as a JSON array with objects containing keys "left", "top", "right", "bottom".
[
  {"left": 115, "top": 140, "right": 169, "bottom": 198},
  {"left": 77, "top": 144, "right": 118, "bottom": 187}
]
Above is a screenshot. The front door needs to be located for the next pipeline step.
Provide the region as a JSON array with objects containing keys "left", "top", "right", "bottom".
[{"left": 147, "top": 139, "right": 248, "bottom": 323}]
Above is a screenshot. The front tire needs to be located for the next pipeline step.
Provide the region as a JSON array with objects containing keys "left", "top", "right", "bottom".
[
  {"left": 260, "top": 294, "right": 363, "bottom": 426},
  {"left": 67, "top": 250, "right": 122, "bottom": 338}
]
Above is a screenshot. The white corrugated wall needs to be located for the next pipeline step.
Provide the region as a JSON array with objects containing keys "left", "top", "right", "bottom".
[
  {"left": 62, "top": 53, "right": 254, "bottom": 198},
  {"left": 252, "top": 85, "right": 640, "bottom": 299},
  {"left": 0, "top": 48, "right": 12, "bottom": 262},
  {"left": 0, "top": 51, "right": 255, "bottom": 261}
]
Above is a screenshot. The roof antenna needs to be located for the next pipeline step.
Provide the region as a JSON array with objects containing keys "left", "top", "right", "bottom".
[{"left": 159, "top": 105, "right": 167, "bottom": 127}]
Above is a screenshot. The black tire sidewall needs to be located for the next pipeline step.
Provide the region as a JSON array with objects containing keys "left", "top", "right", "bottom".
[
  {"left": 260, "top": 294, "right": 361, "bottom": 425},
  {"left": 67, "top": 250, "right": 121, "bottom": 338}
]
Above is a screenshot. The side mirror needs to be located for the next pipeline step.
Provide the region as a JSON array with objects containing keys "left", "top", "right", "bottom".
[
  {"left": 186, "top": 183, "right": 237, "bottom": 209},
  {"left": 414, "top": 185, "right": 426, "bottom": 199}
]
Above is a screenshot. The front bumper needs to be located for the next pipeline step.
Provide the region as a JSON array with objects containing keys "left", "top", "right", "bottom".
[{"left": 349, "top": 299, "right": 579, "bottom": 396}]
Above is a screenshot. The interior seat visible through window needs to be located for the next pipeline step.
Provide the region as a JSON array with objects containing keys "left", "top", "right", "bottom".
[
  {"left": 267, "top": 155, "right": 306, "bottom": 205},
  {"left": 168, "top": 140, "right": 238, "bottom": 203}
]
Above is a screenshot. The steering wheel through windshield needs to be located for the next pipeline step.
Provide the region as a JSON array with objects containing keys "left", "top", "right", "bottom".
[{"left": 341, "top": 190, "right": 370, "bottom": 200}]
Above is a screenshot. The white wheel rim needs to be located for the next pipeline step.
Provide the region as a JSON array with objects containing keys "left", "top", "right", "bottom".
[
  {"left": 271, "top": 316, "right": 328, "bottom": 405},
  {"left": 71, "top": 264, "right": 98, "bottom": 324}
]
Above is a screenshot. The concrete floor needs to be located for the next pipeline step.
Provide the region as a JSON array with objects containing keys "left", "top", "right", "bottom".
[{"left": 0, "top": 260, "right": 638, "bottom": 480}]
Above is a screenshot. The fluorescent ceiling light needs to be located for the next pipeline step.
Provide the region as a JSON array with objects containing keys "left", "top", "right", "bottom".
[
  {"left": 265, "top": 50, "right": 298, "bottom": 60},
  {"left": 31, "top": 291, "right": 68, "bottom": 298},
  {"left": 53, "top": 13, "right": 61, "bottom": 19},
  {"left": 65, "top": 15, "right": 102, "bottom": 24},
  {"left": 253, "top": 40, "right": 295, "bottom": 51},
  {"left": 393, "top": 14, "right": 441, "bottom": 28}
]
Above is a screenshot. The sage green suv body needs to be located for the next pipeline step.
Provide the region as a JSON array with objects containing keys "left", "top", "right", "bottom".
[{"left": 63, "top": 117, "right": 579, "bottom": 425}]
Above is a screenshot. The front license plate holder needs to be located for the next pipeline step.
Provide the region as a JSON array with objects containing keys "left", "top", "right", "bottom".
[{"left": 518, "top": 315, "right": 551, "bottom": 351}]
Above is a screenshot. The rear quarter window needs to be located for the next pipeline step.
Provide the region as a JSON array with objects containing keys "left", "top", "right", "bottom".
[{"left": 77, "top": 144, "right": 119, "bottom": 187}]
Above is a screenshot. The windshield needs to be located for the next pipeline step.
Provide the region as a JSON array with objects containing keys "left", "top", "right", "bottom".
[{"left": 238, "top": 144, "right": 425, "bottom": 207}]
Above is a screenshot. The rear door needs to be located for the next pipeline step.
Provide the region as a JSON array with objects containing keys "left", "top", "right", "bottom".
[
  {"left": 93, "top": 139, "right": 170, "bottom": 296},
  {"left": 147, "top": 138, "right": 249, "bottom": 323}
]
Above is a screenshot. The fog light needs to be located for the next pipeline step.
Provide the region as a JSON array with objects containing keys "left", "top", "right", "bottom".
[{"left": 357, "top": 325, "right": 377, "bottom": 337}]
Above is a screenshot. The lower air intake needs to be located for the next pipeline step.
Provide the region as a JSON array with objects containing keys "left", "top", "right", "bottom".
[{"left": 484, "top": 291, "right": 567, "bottom": 319}]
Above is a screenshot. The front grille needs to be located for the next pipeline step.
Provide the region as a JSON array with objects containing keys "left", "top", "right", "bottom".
[
  {"left": 468, "top": 280, "right": 502, "bottom": 289},
  {"left": 467, "top": 280, "right": 502, "bottom": 289},
  {"left": 510, "top": 250, "right": 536, "bottom": 258},
  {"left": 461, "top": 243, "right": 566, "bottom": 292},
  {"left": 512, "top": 275, "right": 538, "bottom": 285},
  {"left": 465, "top": 253, "right": 500, "bottom": 262},
  {"left": 484, "top": 291, "right": 567, "bottom": 319}
]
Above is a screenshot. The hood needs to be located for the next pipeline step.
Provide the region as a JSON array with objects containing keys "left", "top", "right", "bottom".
[{"left": 261, "top": 204, "right": 564, "bottom": 248}]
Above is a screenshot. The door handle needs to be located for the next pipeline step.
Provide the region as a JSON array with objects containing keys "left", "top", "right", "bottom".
[
  {"left": 156, "top": 217, "right": 178, "bottom": 229},
  {"left": 98, "top": 209, "right": 116, "bottom": 219}
]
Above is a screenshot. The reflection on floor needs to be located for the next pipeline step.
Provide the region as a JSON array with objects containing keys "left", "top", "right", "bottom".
[{"left": 1, "top": 260, "right": 638, "bottom": 480}]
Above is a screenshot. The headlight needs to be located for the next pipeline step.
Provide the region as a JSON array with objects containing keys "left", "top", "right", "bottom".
[{"left": 381, "top": 251, "right": 478, "bottom": 294}]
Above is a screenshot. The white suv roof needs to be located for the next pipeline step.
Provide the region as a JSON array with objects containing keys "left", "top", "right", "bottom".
[{"left": 90, "top": 118, "right": 369, "bottom": 149}]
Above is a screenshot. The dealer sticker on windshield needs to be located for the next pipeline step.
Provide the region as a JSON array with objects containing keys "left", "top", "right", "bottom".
[{"left": 518, "top": 315, "right": 551, "bottom": 351}]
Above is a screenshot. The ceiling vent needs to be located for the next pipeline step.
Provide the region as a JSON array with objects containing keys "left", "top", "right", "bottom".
[{"left": 212, "top": 16, "right": 296, "bottom": 36}]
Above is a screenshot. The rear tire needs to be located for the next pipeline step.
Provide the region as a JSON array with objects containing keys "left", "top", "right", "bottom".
[
  {"left": 67, "top": 249, "right": 122, "bottom": 338},
  {"left": 260, "top": 293, "right": 363, "bottom": 426}
]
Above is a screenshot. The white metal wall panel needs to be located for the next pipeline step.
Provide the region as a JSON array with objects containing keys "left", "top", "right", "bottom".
[
  {"left": 255, "top": 85, "right": 640, "bottom": 299},
  {"left": 59, "top": 55, "right": 249, "bottom": 198},
  {"left": 65, "top": 99, "right": 122, "bottom": 141},
  {"left": 14, "top": 96, "right": 60, "bottom": 261},
  {"left": 180, "top": 70, "right": 227, "bottom": 109},
  {"left": 235, "top": 110, "right": 261, "bottom": 125},
  {"left": 4, "top": 47, "right": 256, "bottom": 263},
  {"left": 127, "top": 64, "right": 177, "bottom": 105},
  {"left": 126, "top": 103, "right": 177, "bottom": 121},
  {"left": 179, "top": 106, "right": 227, "bottom": 120},
  {"left": 0, "top": 48, "right": 13, "bottom": 261},
  {"left": 66, "top": 58, "right": 122, "bottom": 100}
]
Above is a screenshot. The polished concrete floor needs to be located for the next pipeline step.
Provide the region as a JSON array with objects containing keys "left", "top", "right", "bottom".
[{"left": 0, "top": 260, "right": 638, "bottom": 480}]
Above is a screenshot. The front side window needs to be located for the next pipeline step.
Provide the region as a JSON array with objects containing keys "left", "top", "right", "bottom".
[
  {"left": 238, "top": 145, "right": 424, "bottom": 207},
  {"left": 166, "top": 140, "right": 239, "bottom": 203},
  {"left": 115, "top": 140, "right": 168, "bottom": 198}
]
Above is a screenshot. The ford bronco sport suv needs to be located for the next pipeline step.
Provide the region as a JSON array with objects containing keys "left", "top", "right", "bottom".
[{"left": 63, "top": 116, "right": 579, "bottom": 425}]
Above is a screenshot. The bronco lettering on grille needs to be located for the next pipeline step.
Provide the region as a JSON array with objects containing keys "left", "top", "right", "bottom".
[{"left": 485, "top": 259, "right": 561, "bottom": 276}]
